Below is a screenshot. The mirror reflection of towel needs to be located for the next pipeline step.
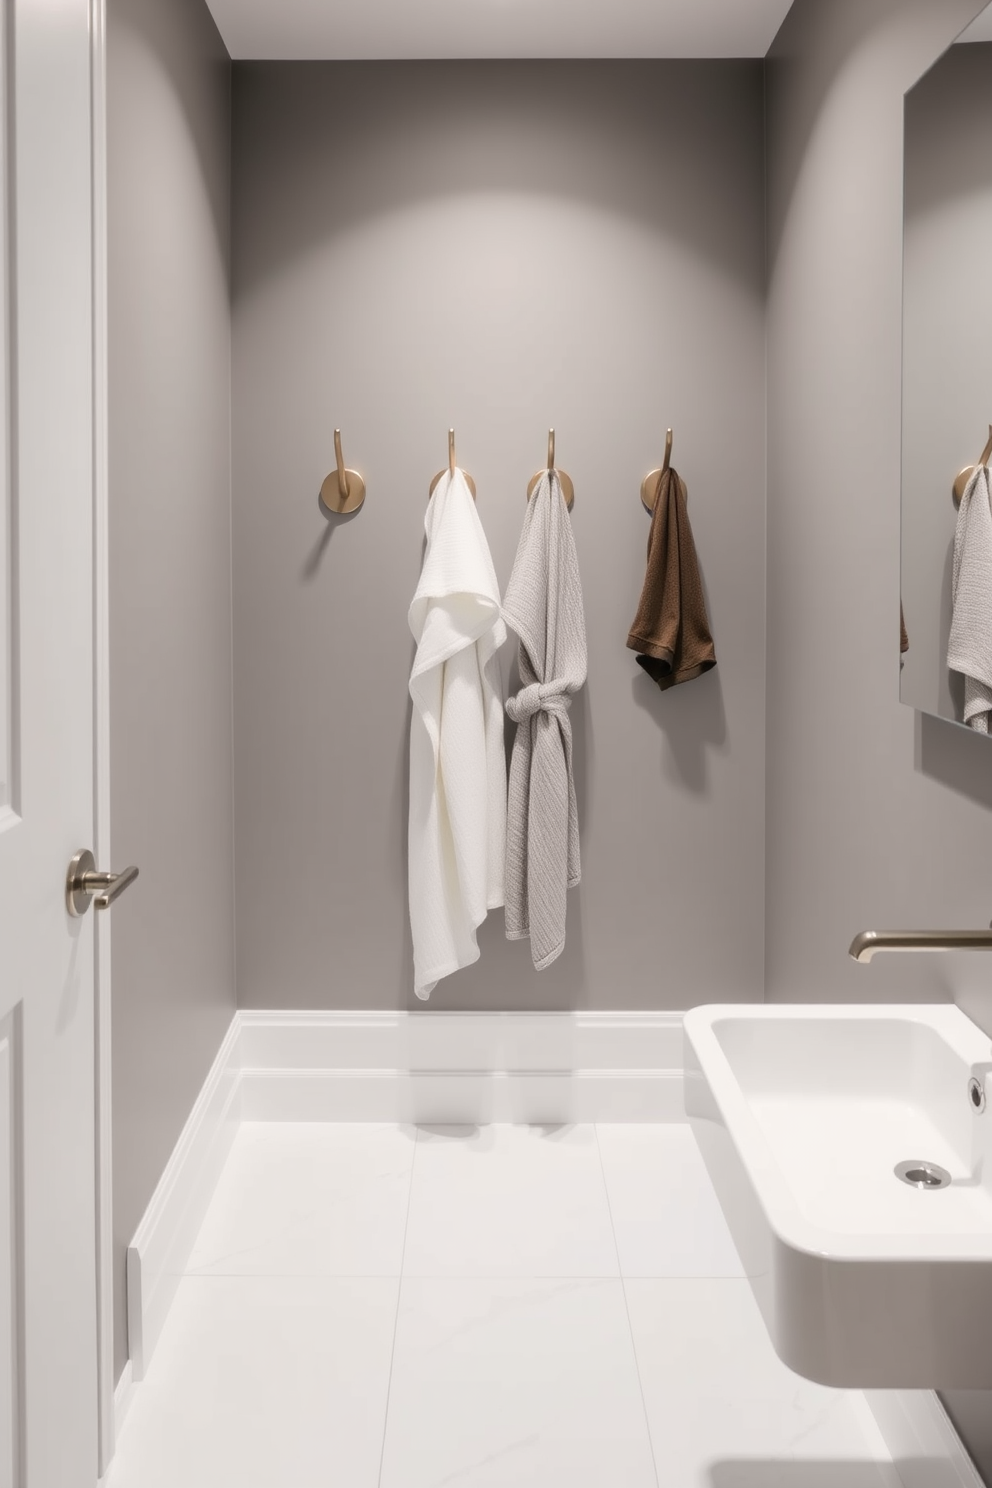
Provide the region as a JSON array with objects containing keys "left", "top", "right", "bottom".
[
  {"left": 948, "top": 465, "right": 992, "bottom": 733},
  {"left": 627, "top": 466, "right": 716, "bottom": 691}
]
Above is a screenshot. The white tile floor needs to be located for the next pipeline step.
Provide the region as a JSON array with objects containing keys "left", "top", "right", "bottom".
[{"left": 107, "top": 1124, "right": 903, "bottom": 1488}]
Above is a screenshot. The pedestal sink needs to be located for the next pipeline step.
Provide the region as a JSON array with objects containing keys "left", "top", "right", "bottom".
[{"left": 683, "top": 1003, "right": 992, "bottom": 1389}]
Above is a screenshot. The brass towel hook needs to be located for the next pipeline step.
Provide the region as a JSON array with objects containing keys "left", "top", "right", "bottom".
[
  {"left": 430, "top": 428, "right": 476, "bottom": 499},
  {"left": 527, "top": 427, "right": 574, "bottom": 510},
  {"left": 320, "top": 429, "right": 366, "bottom": 515},
  {"left": 641, "top": 427, "right": 674, "bottom": 513},
  {"left": 953, "top": 425, "right": 992, "bottom": 505}
]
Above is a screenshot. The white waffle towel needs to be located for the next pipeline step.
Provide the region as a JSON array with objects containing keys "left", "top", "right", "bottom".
[{"left": 408, "top": 470, "right": 507, "bottom": 999}]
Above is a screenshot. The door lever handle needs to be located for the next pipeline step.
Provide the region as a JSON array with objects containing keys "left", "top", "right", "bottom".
[{"left": 66, "top": 850, "right": 140, "bottom": 918}]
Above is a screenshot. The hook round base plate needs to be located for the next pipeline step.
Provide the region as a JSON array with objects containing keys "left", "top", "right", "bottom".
[
  {"left": 954, "top": 465, "right": 977, "bottom": 507},
  {"left": 641, "top": 469, "right": 663, "bottom": 513},
  {"left": 429, "top": 469, "right": 477, "bottom": 499},
  {"left": 641, "top": 468, "right": 680, "bottom": 513},
  {"left": 320, "top": 469, "right": 366, "bottom": 515},
  {"left": 527, "top": 469, "right": 574, "bottom": 510},
  {"left": 66, "top": 849, "right": 96, "bottom": 918}
]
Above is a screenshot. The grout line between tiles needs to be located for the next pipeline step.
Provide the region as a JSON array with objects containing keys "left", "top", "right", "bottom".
[
  {"left": 593, "top": 1123, "right": 661, "bottom": 1488},
  {"left": 182, "top": 1270, "right": 655, "bottom": 1280},
  {"left": 376, "top": 1125, "right": 419, "bottom": 1488}
]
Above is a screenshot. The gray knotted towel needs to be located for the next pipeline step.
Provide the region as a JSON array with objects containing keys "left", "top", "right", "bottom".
[
  {"left": 503, "top": 470, "right": 587, "bottom": 969},
  {"left": 949, "top": 464, "right": 992, "bottom": 731}
]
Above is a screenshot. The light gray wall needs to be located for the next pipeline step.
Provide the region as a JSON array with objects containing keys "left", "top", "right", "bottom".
[
  {"left": 108, "top": 0, "right": 235, "bottom": 1383},
  {"left": 231, "top": 60, "right": 767, "bottom": 1012},
  {"left": 764, "top": 0, "right": 991, "bottom": 1477},
  {"left": 901, "top": 40, "right": 992, "bottom": 724}
]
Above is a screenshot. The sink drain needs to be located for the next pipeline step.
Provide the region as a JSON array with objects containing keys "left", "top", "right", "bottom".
[{"left": 894, "top": 1160, "right": 952, "bottom": 1190}]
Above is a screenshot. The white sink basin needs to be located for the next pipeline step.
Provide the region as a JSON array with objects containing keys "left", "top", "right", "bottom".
[{"left": 683, "top": 1003, "right": 992, "bottom": 1389}]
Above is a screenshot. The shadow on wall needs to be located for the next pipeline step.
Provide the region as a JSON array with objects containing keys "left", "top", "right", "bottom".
[
  {"left": 631, "top": 665, "right": 727, "bottom": 797},
  {"left": 413, "top": 895, "right": 588, "bottom": 1013},
  {"left": 626, "top": 547, "right": 726, "bottom": 794},
  {"left": 903, "top": 40, "right": 992, "bottom": 225},
  {"left": 301, "top": 495, "right": 363, "bottom": 580},
  {"left": 917, "top": 709, "right": 992, "bottom": 813}
]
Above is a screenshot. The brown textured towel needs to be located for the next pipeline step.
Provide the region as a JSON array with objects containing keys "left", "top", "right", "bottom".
[
  {"left": 626, "top": 465, "right": 716, "bottom": 690},
  {"left": 900, "top": 603, "right": 909, "bottom": 655}
]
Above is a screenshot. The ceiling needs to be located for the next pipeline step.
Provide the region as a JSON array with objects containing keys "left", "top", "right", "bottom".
[{"left": 204, "top": 0, "right": 795, "bottom": 61}]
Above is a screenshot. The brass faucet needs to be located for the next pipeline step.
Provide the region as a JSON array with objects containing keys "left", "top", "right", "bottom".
[{"left": 849, "top": 928, "right": 992, "bottom": 962}]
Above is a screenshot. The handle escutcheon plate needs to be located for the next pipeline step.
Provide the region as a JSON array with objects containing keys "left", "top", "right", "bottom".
[{"left": 66, "top": 849, "right": 140, "bottom": 918}]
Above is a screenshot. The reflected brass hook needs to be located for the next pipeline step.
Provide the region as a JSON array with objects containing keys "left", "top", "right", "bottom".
[{"left": 953, "top": 424, "right": 992, "bottom": 505}]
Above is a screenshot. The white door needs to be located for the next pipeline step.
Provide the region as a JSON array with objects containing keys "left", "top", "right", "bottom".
[{"left": 0, "top": 0, "right": 105, "bottom": 1482}]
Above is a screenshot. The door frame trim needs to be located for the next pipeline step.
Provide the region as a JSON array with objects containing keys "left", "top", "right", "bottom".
[{"left": 89, "top": 0, "right": 114, "bottom": 1473}]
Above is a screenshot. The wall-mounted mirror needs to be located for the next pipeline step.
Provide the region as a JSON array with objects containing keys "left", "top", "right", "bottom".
[{"left": 901, "top": 3, "right": 992, "bottom": 729}]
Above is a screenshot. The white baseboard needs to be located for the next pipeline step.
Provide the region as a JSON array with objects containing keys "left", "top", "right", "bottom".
[
  {"left": 114, "top": 1359, "right": 134, "bottom": 1443},
  {"left": 96, "top": 1360, "right": 137, "bottom": 1487},
  {"left": 236, "top": 1010, "right": 685, "bottom": 1123},
  {"left": 124, "top": 1010, "right": 683, "bottom": 1384},
  {"left": 235, "top": 1008, "right": 683, "bottom": 1074},
  {"left": 238, "top": 1068, "right": 684, "bottom": 1123},
  {"left": 867, "top": 1391, "right": 986, "bottom": 1488},
  {"left": 126, "top": 1014, "right": 241, "bottom": 1381}
]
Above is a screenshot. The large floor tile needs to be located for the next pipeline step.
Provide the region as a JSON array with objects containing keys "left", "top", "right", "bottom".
[
  {"left": 380, "top": 1276, "right": 657, "bottom": 1487},
  {"left": 107, "top": 1276, "right": 398, "bottom": 1488},
  {"left": 186, "top": 1122, "right": 415, "bottom": 1276},
  {"left": 596, "top": 1124, "right": 744, "bottom": 1278},
  {"left": 402, "top": 1124, "right": 620, "bottom": 1277},
  {"left": 625, "top": 1278, "right": 895, "bottom": 1488}
]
